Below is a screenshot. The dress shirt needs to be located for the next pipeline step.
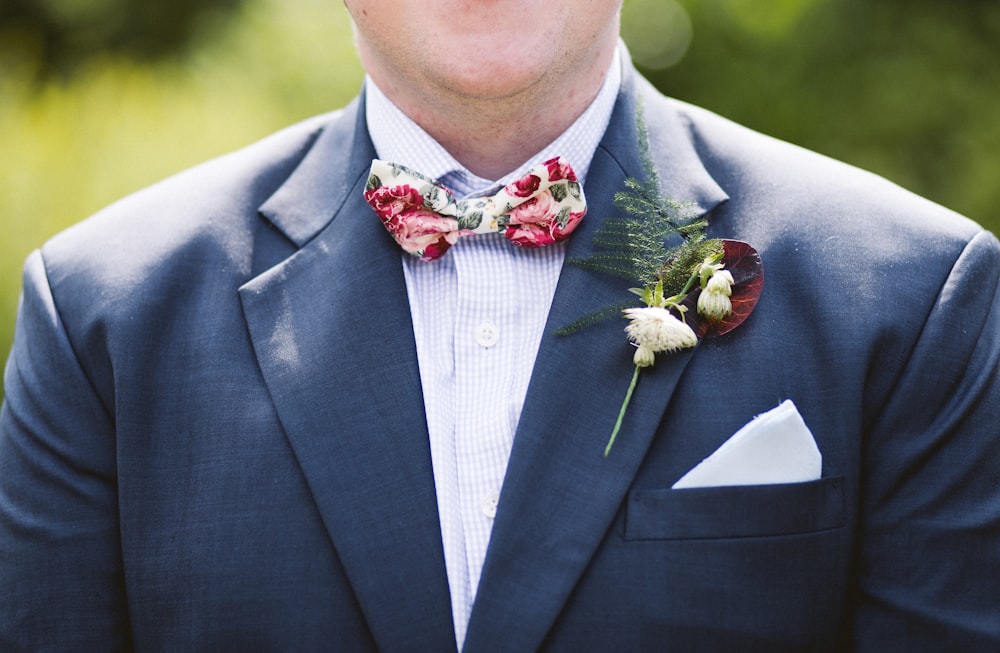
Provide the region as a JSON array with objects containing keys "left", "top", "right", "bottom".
[{"left": 365, "top": 47, "right": 621, "bottom": 649}]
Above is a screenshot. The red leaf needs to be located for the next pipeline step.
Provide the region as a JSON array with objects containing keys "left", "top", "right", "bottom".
[{"left": 685, "top": 239, "right": 764, "bottom": 339}]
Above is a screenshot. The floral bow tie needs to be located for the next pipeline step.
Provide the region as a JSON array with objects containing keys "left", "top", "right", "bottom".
[{"left": 363, "top": 156, "right": 587, "bottom": 261}]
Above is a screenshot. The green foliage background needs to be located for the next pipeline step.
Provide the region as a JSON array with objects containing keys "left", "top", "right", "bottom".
[{"left": 2, "top": 0, "right": 999, "bottom": 389}]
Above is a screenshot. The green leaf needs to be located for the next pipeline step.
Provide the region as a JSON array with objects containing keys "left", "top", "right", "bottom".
[
  {"left": 420, "top": 184, "right": 445, "bottom": 208},
  {"left": 556, "top": 205, "right": 571, "bottom": 228},
  {"left": 459, "top": 210, "right": 483, "bottom": 230}
]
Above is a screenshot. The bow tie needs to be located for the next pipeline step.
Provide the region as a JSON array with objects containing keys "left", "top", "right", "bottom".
[{"left": 363, "top": 157, "right": 587, "bottom": 261}]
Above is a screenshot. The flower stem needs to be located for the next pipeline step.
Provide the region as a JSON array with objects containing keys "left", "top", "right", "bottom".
[
  {"left": 605, "top": 365, "right": 642, "bottom": 457},
  {"left": 679, "top": 269, "right": 700, "bottom": 296}
]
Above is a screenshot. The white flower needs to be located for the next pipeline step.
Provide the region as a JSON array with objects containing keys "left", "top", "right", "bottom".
[
  {"left": 697, "top": 269, "right": 734, "bottom": 321},
  {"left": 623, "top": 306, "right": 698, "bottom": 366}
]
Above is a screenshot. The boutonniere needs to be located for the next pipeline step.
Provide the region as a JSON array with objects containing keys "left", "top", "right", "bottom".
[{"left": 560, "top": 105, "right": 764, "bottom": 456}]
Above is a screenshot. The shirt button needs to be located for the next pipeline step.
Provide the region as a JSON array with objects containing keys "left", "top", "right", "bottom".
[
  {"left": 474, "top": 321, "right": 499, "bottom": 348},
  {"left": 480, "top": 492, "right": 500, "bottom": 519}
]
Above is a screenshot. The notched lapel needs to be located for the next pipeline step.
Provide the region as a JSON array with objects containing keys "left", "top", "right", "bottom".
[
  {"left": 239, "top": 97, "right": 456, "bottom": 653},
  {"left": 464, "top": 63, "right": 728, "bottom": 653}
]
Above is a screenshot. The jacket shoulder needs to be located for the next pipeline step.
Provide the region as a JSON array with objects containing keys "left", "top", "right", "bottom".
[
  {"left": 659, "top": 91, "right": 982, "bottom": 245},
  {"left": 40, "top": 110, "right": 343, "bottom": 290},
  {"left": 24, "top": 108, "right": 358, "bottom": 367}
]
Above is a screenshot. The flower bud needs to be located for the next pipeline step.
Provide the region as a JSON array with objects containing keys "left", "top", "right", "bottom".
[
  {"left": 706, "top": 269, "right": 734, "bottom": 294},
  {"left": 633, "top": 344, "right": 656, "bottom": 368},
  {"left": 697, "top": 269, "right": 734, "bottom": 321}
]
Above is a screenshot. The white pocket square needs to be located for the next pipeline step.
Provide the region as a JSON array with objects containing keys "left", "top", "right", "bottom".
[{"left": 672, "top": 400, "right": 822, "bottom": 489}]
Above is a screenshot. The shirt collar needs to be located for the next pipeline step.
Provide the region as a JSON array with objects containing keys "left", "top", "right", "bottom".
[{"left": 365, "top": 46, "right": 622, "bottom": 198}]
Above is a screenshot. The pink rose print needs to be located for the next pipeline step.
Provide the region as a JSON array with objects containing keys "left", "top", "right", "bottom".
[
  {"left": 363, "top": 184, "right": 425, "bottom": 219},
  {"left": 544, "top": 157, "right": 577, "bottom": 182},
  {"left": 506, "top": 222, "right": 558, "bottom": 248},
  {"left": 505, "top": 174, "right": 541, "bottom": 198},
  {"left": 365, "top": 184, "right": 465, "bottom": 260},
  {"left": 505, "top": 196, "right": 585, "bottom": 248},
  {"left": 507, "top": 193, "right": 556, "bottom": 225},
  {"left": 387, "top": 209, "right": 464, "bottom": 260}
]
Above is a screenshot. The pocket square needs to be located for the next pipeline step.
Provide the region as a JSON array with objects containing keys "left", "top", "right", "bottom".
[{"left": 672, "top": 400, "right": 821, "bottom": 489}]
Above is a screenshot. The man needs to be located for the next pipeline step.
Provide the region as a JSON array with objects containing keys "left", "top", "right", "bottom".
[{"left": 2, "top": 1, "right": 999, "bottom": 650}]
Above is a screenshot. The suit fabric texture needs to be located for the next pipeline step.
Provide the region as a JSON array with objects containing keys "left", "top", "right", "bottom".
[{"left": 2, "top": 61, "right": 1000, "bottom": 651}]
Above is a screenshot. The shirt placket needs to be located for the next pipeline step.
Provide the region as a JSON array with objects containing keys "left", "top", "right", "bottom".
[{"left": 451, "top": 234, "right": 517, "bottom": 606}]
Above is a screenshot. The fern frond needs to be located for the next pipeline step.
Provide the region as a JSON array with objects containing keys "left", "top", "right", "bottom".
[
  {"left": 567, "top": 256, "right": 643, "bottom": 282},
  {"left": 554, "top": 299, "right": 636, "bottom": 335},
  {"left": 562, "top": 98, "right": 720, "bottom": 332}
]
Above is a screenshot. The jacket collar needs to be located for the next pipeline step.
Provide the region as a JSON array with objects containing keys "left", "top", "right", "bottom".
[
  {"left": 242, "top": 91, "right": 459, "bottom": 652},
  {"left": 463, "top": 62, "right": 727, "bottom": 652}
]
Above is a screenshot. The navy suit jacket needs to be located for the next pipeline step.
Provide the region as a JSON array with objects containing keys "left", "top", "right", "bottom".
[{"left": 3, "top": 61, "right": 1000, "bottom": 651}]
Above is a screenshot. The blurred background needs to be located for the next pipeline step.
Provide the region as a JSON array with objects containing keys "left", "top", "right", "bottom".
[{"left": 2, "top": 0, "right": 999, "bottom": 375}]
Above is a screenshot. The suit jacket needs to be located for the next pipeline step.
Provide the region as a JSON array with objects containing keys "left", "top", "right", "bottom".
[{"left": 3, "top": 60, "right": 1000, "bottom": 652}]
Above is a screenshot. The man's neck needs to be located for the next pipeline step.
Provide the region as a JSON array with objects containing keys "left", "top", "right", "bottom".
[{"left": 363, "top": 40, "right": 619, "bottom": 180}]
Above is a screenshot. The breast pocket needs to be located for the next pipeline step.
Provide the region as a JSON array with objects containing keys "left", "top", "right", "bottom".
[{"left": 624, "top": 475, "right": 845, "bottom": 541}]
